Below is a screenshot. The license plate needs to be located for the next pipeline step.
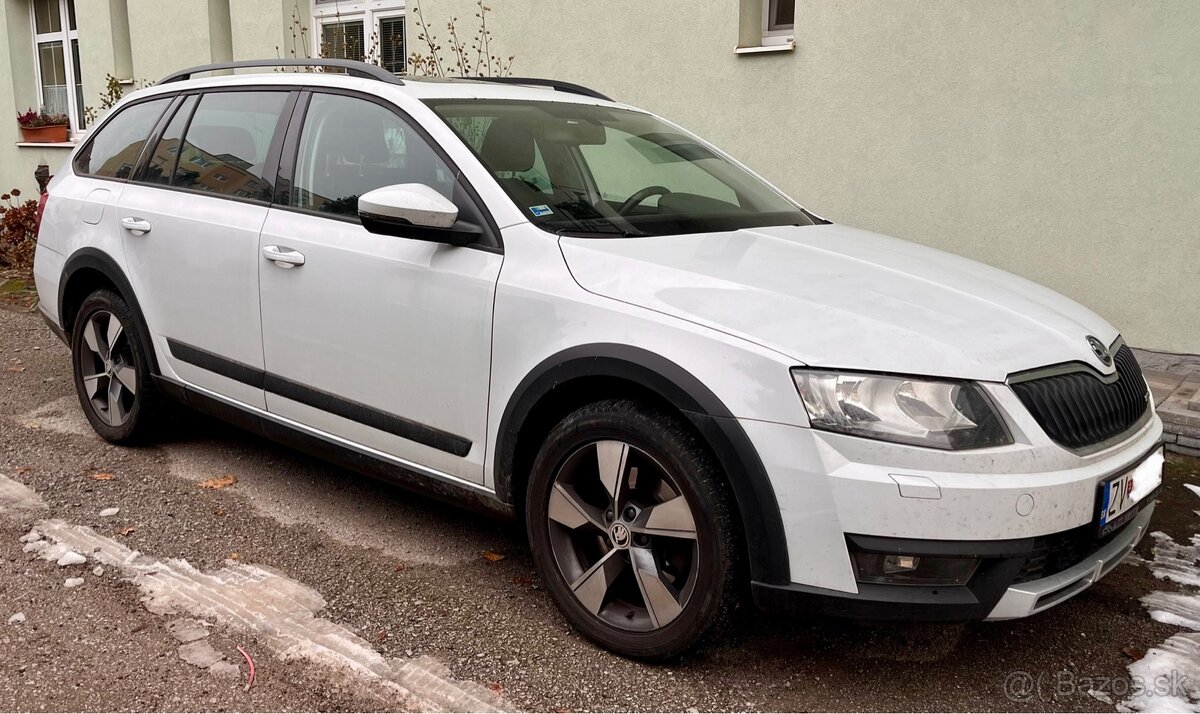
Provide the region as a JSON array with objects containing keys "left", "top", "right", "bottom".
[{"left": 1097, "top": 447, "right": 1164, "bottom": 536}]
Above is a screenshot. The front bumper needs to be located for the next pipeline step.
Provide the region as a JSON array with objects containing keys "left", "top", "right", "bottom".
[{"left": 752, "top": 501, "right": 1154, "bottom": 620}]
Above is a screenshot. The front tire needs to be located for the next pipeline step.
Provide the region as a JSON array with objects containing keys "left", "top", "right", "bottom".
[
  {"left": 526, "top": 399, "right": 740, "bottom": 660},
  {"left": 70, "top": 289, "right": 161, "bottom": 443}
]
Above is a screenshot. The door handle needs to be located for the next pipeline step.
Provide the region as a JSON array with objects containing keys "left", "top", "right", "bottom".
[
  {"left": 120, "top": 217, "right": 152, "bottom": 236},
  {"left": 262, "top": 244, "right": 306, "bottom": 268}
]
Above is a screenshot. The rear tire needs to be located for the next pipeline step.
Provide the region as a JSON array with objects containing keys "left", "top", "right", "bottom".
[
  {"left": 526, "top": 399, "right": 741, "bottom": 660},
  {"left": 70, "top": 289, "right": 162, "bottom": 443}
]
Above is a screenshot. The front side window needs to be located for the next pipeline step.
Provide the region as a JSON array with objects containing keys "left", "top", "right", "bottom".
[
  {"left": 166, "top": 91, "right": 289, "bottom": 201},
  {"left": 292, "top": 93, "right": 455, "bottom": 217},
  {"left": 427, "top": 100, "right": 812, "bottom": 237},
  {"left": 74, "top": 97, "right": 172, "bottom": 178},
  {"left": 31, "top": 0, "right": 84, "bottom": 133}
]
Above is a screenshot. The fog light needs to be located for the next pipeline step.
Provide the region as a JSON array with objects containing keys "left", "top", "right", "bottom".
[
  {"left": 884, "top": 554, "right": 919, "bottom": 574},
  {"left": 852, "top": 551, "right": 979, "bottom": 586}
]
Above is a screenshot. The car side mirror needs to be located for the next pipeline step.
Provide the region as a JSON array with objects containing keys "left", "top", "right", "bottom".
[{"left": 358, "top": 184, "right": 482, "bottom": 247}]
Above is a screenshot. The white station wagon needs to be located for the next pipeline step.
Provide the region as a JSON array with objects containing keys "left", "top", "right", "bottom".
[{"left": 34, "top": 59, "right": 1164, "bottom": 659}]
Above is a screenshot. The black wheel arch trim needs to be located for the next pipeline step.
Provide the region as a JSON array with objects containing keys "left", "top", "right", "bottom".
[
  {"left": 58, "top": 247, "right": 160, "bottom": 375},
  {"left": 496, "top": 343, "right": 791, "bottom": 585}
]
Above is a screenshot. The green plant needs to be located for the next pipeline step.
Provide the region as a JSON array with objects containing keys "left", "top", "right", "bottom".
[
  {"left": 0, "top": 189, "right": 38, "bottom": 270},
  {"left": 16, "top": 107, "right": 69, "bottom": 128},
  {"left": 83, "top": 74, "right": 127, "bottom": 126}
]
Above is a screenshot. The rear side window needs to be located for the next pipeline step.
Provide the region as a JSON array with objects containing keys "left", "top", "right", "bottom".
[
  {"left": 291, "top": 93, "right": 456, "bottom": 217},
  {"left": 74, "top": 97, "right": 172, "bottom": 178},
  {"left": 169, "top": 91, "right": 288, "bottom": 201},
  {"left": 140, "top": 95, "right": 198, "bottom": 186}
]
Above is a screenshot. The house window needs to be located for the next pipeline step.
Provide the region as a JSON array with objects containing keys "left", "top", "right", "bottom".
[
  {"left": 312, "top": 1, "right": 406, "bottom": 75},
  {"left": 31, "top": 0, "right": 85, "bottom": 134},
  {"left": 762, "top": 0, "right": 794, "bottom": 47}
]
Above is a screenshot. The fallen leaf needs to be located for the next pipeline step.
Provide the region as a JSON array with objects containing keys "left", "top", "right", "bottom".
[
  {"left": 5, "top": 365, "right": 25, "bottom": 373},
  {"left": 393, "top": 564, "right": 409, "bottom": 573},
  {"left": 487, "top": 681, "right": 504, "bottom": 695},
  {"left": 91, "top": 472, "right": 115, "bottom": 481},
  {"left": 118, "top": 527, "right": 136, "bottom": 536},
  {"left": 510, "top": 576, "right": 531, "bottom": 586},
  {"left": 213, "top": 507, "right": 225, "bottom": 517},
  {"left": 199, "top": 474, "right": 237, "bottom": 490},
  {"left": 1122, "top": 646, "right": 1146, "bottom": 661},
  {"left": 376, "top": 630, "right": 388, "bottom": 642},
  {"left": 16, "top": 467, "right": 30, "bottom": 475},
  {"left": 229, "top": 552, "right": 240, "bottom": 560},
  {"left": 482, "top": 550, "right": 506, "bottom": 563}
]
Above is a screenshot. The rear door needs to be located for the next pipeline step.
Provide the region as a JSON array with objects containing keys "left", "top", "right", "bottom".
[
  {"left": 118, "top": 89, "right": 295, "bottom": 408},
  {"left": 257, "top": 90, "right": 502, "bottom": 483}
]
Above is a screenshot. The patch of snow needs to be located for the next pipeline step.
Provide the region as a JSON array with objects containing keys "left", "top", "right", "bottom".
[
  {"left": 1121, "top": 488, "right": 1200, "bottom": 712},
  {"left": 30, "top": 518, "right": 506, "bottom": 713},
  {"left": 55, "top": 550, "right": 86, "bottom": 567},
  {"left": 1184, "top": 484, "right": 1200, "bottom": 500},
  {"left": 0, "top": 473, "right": 47, "bottom": 515},
  {"left": 7, "top": 612, "right": 25, "bottom": 625}
]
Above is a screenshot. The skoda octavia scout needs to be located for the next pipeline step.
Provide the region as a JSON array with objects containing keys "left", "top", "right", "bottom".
[{"left": 34, "top": 59, "right": 1164, "bottom": 659}]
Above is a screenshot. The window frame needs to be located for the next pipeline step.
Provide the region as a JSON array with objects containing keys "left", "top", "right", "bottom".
[
  {"left": 311, "top": 1, "right": 406, "bottom": 75},
  {"left": 761, "top": 0, "right": 795, "bottom": 47},
  {"left": 71, "top": 93, "right": 179, "bottom": 183},
  {"left": 29, "top": 0, "right": 84, "bottom": 137},
  {"left": 119, "top": 87, "right": 299, "bottom": 209},
  {"left": 274, "top": 87, "right": 502, "bottom": 252}
]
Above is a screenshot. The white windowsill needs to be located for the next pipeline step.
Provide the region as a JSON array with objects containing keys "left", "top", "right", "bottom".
[
  {"left": 735, "top": 41, "right": 795, "bottom": 54},
  {"left": 15, "top": 141, "right": 77, "bottom": 148}
]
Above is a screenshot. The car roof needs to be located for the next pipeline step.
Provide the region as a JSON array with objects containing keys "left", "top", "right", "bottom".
[{"left": 125, "top": 69, "right": 625, "bottom": 109}]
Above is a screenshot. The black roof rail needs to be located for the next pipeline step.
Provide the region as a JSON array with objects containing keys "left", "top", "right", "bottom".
[
  {"left": 159, "top": 58, "right": 404, "bottom": 85},
  {"left": 470, "top": 76, "right": 612, "bottom": 102}
]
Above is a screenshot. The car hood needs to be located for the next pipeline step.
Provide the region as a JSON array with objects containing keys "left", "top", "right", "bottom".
[{"left": 559, "top": 224, "right": 1119, "bottom": 382}]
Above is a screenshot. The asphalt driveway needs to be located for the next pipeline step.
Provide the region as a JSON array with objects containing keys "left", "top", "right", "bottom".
[{"left": 1, "top": 305, "right": 1198, "bottom": 712}]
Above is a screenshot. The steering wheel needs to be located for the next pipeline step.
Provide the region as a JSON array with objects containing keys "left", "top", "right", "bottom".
[{"left": 617, "top": 185, "right": 672, "bottom": 215}]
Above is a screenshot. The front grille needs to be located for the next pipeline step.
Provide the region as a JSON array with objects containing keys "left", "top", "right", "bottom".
[
  {"left": 1014, "top": 518, "right": 1133, "bottom": 583},
  {"left": 1010, "top": 345, "right": 1150, "bottom": 450}
]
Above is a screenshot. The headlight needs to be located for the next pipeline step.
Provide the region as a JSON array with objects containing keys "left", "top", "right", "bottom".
[{"left": 791, "top": 369, "right": 1012, "bottom": 449}]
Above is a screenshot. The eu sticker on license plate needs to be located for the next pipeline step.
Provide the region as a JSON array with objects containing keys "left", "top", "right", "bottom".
[{"left": 1097, "top": 447, "right": 1164, "bottom": 536}]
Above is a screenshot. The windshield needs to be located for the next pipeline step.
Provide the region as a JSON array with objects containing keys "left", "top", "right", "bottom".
[{"left": 425, "top": 99, "right": 814, "bottom": 237}]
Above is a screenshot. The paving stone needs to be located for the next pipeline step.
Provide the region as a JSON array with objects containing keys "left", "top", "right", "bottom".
[
  {"left": 1146, "top": 370, "right": 1186, "bottom": 406},
  {"left": 177, "top": 640, "right": 225, "bottom": 668},
  {"left": 1178, "top": 435, "right": 1200, "bottom": 450}
]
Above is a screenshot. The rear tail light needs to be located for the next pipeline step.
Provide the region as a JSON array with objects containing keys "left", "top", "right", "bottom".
[{"left": 35, "top": 191, "right": 49, "bottom": 235}]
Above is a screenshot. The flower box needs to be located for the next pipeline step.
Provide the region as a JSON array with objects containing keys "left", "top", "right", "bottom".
[{"left": 19, "top": 124, "right": 69, "bottom": 143}]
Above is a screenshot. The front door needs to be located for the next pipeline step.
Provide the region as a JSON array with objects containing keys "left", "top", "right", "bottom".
[
  {"left": 258, "top": 91, "right": 501, "bottom": 482},
  {"left": 119, "top": 89, "right": 293, "bottom": 409}
]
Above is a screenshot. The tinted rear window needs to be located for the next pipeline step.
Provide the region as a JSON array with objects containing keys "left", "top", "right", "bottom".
[{"left": 74, "top": 97, "right": 172, "bottom": 178}]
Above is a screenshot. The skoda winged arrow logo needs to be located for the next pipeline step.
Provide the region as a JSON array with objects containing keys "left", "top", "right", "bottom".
[{"left": 1087, "top": 336, "right": 1113, "bottom": 366}]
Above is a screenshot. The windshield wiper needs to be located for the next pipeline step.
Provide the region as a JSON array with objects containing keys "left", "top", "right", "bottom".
[{"left": 555, "top": 227, "right": 645, "bottom": 238}]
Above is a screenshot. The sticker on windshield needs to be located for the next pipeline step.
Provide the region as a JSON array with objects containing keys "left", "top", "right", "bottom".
[{"left": 529, "top": 205, "right": 554, "bottom": 217}]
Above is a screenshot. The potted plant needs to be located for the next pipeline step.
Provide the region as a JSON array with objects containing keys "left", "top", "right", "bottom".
[{"left": 16, "top": 107, "right": 70, "bottom": 143}]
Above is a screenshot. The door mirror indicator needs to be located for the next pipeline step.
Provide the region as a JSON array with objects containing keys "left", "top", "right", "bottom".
[{"left": 358, "top": 183, "right": 480, "bottom": 246}]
